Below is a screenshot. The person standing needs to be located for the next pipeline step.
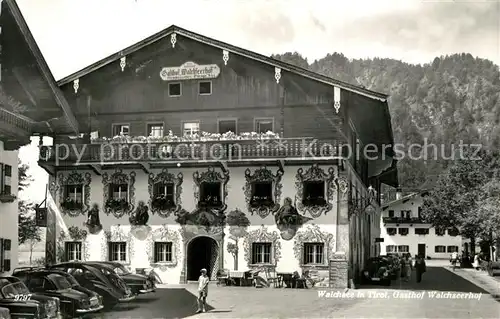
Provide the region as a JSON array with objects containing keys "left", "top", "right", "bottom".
[
  {"left": 402, "top": 254, "right": 412, "bottom": 282},
  {"left": 472, "top": 254, "right": 480, "bottom": 270},
  {"left": 451, "top": 251, "right": 458, "bottom": 270},
  {"left": 415, "top": 255, "right": 426, "bottom": 283},
  {"left": 197, "top": 268, "right": 210, "bottom": 313}
]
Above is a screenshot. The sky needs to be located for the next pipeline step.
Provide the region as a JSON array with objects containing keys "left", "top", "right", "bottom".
[
  {"left": 15, "top": 0, "right": 500, "bottom": 203},
  {"left": 16, "top": 0, "right": 500, "bottom": 81}
]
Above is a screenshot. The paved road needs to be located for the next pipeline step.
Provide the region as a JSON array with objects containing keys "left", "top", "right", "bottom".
[{"left": 86, "top": 266, "right": 499, "bottom": 318}]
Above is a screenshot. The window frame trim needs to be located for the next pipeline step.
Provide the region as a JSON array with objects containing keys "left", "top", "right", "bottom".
[
  {"left": 168, "top": 82, "right": 182, "bottom": 97},
  {"left": 250, "top": 242, "right": 273, "bottom": 265},
  {"left": 253, "top": 117, "right": 275, "bottom": 134},
  {"left": 153, "top": 241, "right": 174, "bottom": 263},
  {"left": 198, "top": 80, "right": 213, "bottom": 96},
  {"left": 217, "top": 118, "right": 238, "bottom": 134},
  {"left": 111, "top": 123, "right": 131, "bottom": 137},
  {"left": 146, "top": 122, "right": 165, "bottom": 137},
  {"left": 181, "top": 120, "right": 201, "bottom": 137},
  {"left": 302, "top": 242, "right": 325, "bottom": 265}
]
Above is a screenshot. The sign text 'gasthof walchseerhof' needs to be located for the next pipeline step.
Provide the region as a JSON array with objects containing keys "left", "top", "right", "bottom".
[{"left": 160, "top": 61, "right": 221, "bottom": 81}]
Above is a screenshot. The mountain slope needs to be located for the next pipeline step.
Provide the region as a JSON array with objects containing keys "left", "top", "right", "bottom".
[{"left": 272, "top": 52, "right": 500, "bottom": 190}]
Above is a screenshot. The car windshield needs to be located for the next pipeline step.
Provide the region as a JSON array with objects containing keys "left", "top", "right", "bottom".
[
  {"left": 1, "top": 282, "right": 30, "bottom": 298},
  {"left": 62, "top": 274, "right": 79, "bottom": 286},
  {"left": 47, "top": 274, "right": 72, "bottom": 290},
  {"left": 113, "top": 265, "right": 130, "bottom": 275}
]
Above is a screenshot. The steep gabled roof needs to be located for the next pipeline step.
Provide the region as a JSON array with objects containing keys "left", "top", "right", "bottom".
[
  {"left": 56, "top": 25, "right": 388, "bottom": 102},
  {"left": 4, "top": 0, "right": 79, "bottom": 133}
]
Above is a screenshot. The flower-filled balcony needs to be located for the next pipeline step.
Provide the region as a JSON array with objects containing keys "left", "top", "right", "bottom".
[{"left": 38, "top": 130, "right": 344, "bottom": 166}]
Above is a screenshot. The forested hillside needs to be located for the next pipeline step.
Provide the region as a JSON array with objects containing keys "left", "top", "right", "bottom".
[{"left": 272, "top": 52, "right": 500, "bottom": 191}]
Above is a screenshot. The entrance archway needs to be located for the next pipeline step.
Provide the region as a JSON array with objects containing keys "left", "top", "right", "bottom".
[{"left": 186, "top": 236, "right": 219, "bottom": 281}]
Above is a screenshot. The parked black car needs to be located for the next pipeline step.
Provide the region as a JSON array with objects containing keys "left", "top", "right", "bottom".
[
  {"left": 12, "top": 268, "right": 103, "bottom": 318},
  {"left": 86, "top": 262, "right": 155, "bottom": 294},
  {"left": 49, "top": 262, "right": 135, "bottom": 309},
  {"left": 361, "top": 257, "right": 391, "bottom": 286},
  {"left": 380, "top": 255, "right": 399, "bottom": 279},
  {"left": 0, "top": 276, "right": 60, "bottom": 319},
  {"left": 487, "top": 260, "right": 500, "bottom": 276}
]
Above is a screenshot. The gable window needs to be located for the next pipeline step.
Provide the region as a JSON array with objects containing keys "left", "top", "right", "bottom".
[
  {"left": 386, "top": 245, "right": 396, "bottom": 253},
  {"left": 199, "top": 182, "right": 222, "bottom": 207},
  {"left": 199, "top": 81, "right": 212, "bottom": 95},
  {"left": 302, "top": 181, "right": 326, "bottom": 206},
  {"left": 415, "top": 228, "right": 429, "bottom": 235},
  {"left": 397, "top": 245, "right": 409, "bottom": 253},
  {"left": 112, "top": 124, "right": 130, "bottom": 136},
  {"left": 447, "top": 246, "right": 459, "bottom": 253},
  {"left": 154, "top": 242, "right": 173, "bottom": 263},
  {"left": 387, "top": 228, "right": 397, "bottom": 236},
  {"left": 388, "top": 210, "right": 394, "bottom": 218},
  {"left": 254, "top": 118, "right": 274, "bottom": 134},
  {"left": 418, "top": 207, "right": 422, "bottom": 219},
  {"left": 168, "top": 83, "right": 181, "bottom": 97},
  {"left": 218, "top": 119, "right": 237, "bottom": 134},
  {"left": 65, "top": 242, "right": 82, "bottom": 261},
  {"left": 398, "top": 228, "right": 409, "bottom": 236},
  {"left": 435, "top": 245, "right": 446, "bottom": 253},
  {"left": 303, "top": 243, "right": 324, "bottom": 265},
  {"left": 152, "top": 183, "right": 175, "bottom": 210},
  {"left": 251, "top": 242, "right": 271, "bottom": 264},
  {"left": 147, "top": 123, "right": 164, "bottom": 137},
  {"left": 108, "top": 242, "right": 127, "bottom": 262},
  {"left": 435, "top": 228, "right": 445, "bottom": 236},
  {"left": 250, "top": 182, "right": 273, "bottom": 207},
  {"left": 182, "top": 121, "right": 200, "bottom": 136},
  {"left": 62, "top": 185, "right": 83, "bottom": 210}
]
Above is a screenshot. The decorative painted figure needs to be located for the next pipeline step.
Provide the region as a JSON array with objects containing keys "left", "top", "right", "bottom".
[
  {"left": 85, "top": 203, "right": 102, "bottom": 233},
  {"left": 274, "top": 197, "right": 312, "bottom": 240},
  {"left": 130, "top": 201, "right": 149, "bottom": 226}
]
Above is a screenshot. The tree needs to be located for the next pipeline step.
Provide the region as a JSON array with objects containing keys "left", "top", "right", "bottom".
[
  {"left": 421, "top": 150, "right": 500, "bottom": 255},
  {"left": 17, "top": 162, "right": 41, "bottom": 265},
  {"left": 18, "top": 200, "right": 41, "bottom": 264},
  {"left": 18, "top": 160, "right": 32, "bottom": 192}
]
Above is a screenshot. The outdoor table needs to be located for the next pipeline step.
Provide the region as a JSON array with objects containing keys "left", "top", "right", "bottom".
[{"left": 229, "top": 271, "right": 246, "bottom": 286}]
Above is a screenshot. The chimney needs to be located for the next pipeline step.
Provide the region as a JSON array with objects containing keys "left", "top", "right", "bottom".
[{"left": 396, "top": 187, "right": 402, "bottom": 200}]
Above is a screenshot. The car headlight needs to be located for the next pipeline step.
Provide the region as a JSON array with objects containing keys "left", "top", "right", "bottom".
[
  {"left": 45, "top": 299, "right": 58, "bottom": 317},
  {"left": 364, "top": 271, "right": 369, "bottom": 276},
  {"left": 383, "top": 272, "right": 389, "bottom": 277}
]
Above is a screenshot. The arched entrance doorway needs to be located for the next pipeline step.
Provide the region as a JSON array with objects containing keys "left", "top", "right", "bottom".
[{"left": 186, "top": 236, "right": 219, "bottom": 281}]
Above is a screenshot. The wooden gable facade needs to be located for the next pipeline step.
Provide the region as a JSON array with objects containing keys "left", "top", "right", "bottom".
[{"left": 46, "top": 25, "right": 397, "bottom": 188}]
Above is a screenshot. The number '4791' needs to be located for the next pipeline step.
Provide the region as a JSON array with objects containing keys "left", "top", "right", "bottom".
[{"left": 14, "top": 294, "right": 32, "bottom": 301}]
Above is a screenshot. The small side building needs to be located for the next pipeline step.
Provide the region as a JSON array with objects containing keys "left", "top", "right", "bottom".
[{"left": 380, "top": 192, "right": 465, "bottom": 259}]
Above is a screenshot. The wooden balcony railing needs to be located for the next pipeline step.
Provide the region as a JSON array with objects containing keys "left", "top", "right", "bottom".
[
  {"left": 39, "top": 137, "right": 346, "bottom": 164},
  {"left": 383, "top": 217, "right": 426, "bottom": 224},
  {"left": 0, "top": 107, "right": 31, "bottom": 132}
]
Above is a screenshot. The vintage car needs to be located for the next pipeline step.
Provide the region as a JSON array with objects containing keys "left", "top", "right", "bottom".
[
  {"left": 361, "top": 257, "right": 392, "bottom": 286},
  {"left": 86, "top": 262, "right": 155, "bottom": 294},
  {"left": 487, "top": 260, "right": 500, "bottom": 276},
  {"left": 49, "top": 262, "right": 135, "bottom": 308},
  {"left": 11, "top": 269, "right": 103, "bottom": 318},
  {"left": 380, "top": 254, "right": 400, "bottom": 279},
  {"left": 0, "top": 276, "right": 60, "bottom": 319}
]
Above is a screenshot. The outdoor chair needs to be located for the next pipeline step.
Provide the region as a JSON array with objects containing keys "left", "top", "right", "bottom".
[
  {"left": 216, "top": 269, "right": 230, "bottom": 286},
  {"left": 265, "top": 267, "right": 282, "bottom": 288}
]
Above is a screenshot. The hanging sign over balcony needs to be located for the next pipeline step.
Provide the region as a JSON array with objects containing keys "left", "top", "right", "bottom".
[{"left": 160, "top": 61, "right": 220, "bottom": 81}]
